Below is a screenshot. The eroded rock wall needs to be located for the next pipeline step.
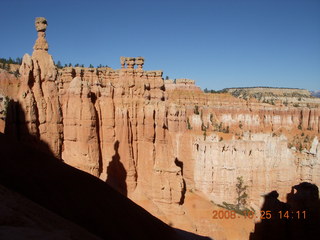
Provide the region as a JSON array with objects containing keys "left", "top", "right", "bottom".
[
  {"left": 2, "top": 54, "right": 320, "bottom": 216},
  {"left": 166, "top": 90, "right": 320, "bottom": 210},
  {"left": 57, "top": 65, "right": 185, "bottom": 212}
]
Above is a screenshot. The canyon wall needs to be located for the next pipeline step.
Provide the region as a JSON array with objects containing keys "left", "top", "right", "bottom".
[
  {"left": 163, "top": 89, "right": 320, "bottom": 209},
  {"left": 1, "top": 17, "right": 320, "bottom": 239}
]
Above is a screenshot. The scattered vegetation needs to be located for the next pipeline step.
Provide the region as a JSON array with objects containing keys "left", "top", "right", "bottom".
[
  {"left": 262, "top": 98, "right": 276, "bottom": 105},
  {"left": 0, "top": 57, "right": 22, "bottom": 77},
  {"left": 0, "top": 57, "right": 22, "bottom": 66},
  {"left": 212, "top": 121, "right": 229, "bottom": 133},
  {"left": 287, "top": 134, "right": 314, "bottom": 152},
  {"left": 54, "top": 61, "right": 109, "bottom": 69},
  {"left": 217, "top": 202, "right": 255, "bottom": 216},
  {"left": 1, "top": 57, "right": 109, "bottom": 72},
  {"left": 203, "top": 88, "right": 227, "bottom": 94},
  {"left": 226, "top": 86, "right": 305, "bottom": 90}
]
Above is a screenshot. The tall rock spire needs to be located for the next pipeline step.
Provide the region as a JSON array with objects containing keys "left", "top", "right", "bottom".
[{"left": 11, "top": 17, "right": 63, "bottom": 158}]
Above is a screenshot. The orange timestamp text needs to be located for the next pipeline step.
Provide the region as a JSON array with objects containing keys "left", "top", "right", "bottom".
[{"left": 212, "top": 210, "right": 306, "bottom": 220}]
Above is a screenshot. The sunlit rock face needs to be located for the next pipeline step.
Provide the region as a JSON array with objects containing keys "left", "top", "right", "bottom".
[{"left": 166, "top": 90, "right": 320, "bottom": 208}]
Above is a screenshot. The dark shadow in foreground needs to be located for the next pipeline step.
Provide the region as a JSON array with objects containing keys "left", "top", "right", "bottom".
[
  {"left": 175, "top": 229, "right": 213, "bottom": 240},
  {"left": 250, "top": 182, "right": 320, "bottom": 240},
  {"left": 4, "top": 99, "right": 53, "bottom": 156},
  {"left": 0, "top": 100, "right": 212, "bottom": 240}
]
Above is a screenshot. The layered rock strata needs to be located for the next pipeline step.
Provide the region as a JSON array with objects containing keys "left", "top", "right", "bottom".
[{"left": 165, "top": 90, "right": 320, "bottom": 210}]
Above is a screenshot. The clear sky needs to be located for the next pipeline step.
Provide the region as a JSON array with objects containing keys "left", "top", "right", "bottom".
[{"left": 1, "top": 0, "right": 319, "bottom": 91}]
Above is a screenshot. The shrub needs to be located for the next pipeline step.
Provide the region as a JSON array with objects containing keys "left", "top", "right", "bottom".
[
  {"left": 271, "top": 99, "right": 275, "bottom": 105},
  {"left": 194, "top": 105, "right": 200, "bottom": 115},
  {"left": 218, "top": 202, "right": 255, "bottom": 216},
  {"left": 210, "top": 113, "right": 214, "bottom": 123},
  {"left": 236, "top": 176, "right": 248, "bottom": 209},
  {"left": 187, "top": 118, "right": 192, "bottom": 130},
  {"left": 298, "top": 123, "right": 302, "bottom": 130}
]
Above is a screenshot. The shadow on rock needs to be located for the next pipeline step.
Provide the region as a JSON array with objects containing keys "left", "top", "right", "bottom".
[
  {"left": 106, "top": 140, "right": 127, "bottom": 196},
  {"left": 0, "top": 99, "right": 211, "bottom": 240}
]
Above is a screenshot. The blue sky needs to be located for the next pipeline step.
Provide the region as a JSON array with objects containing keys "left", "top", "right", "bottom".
[{"left": 1, "top": 0, "right": 319, "bottom": 91}]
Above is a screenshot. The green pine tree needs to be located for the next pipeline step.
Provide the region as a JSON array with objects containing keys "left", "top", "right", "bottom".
[{"left": 236, "top": 176, "right": 248, "bottom": 209}]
